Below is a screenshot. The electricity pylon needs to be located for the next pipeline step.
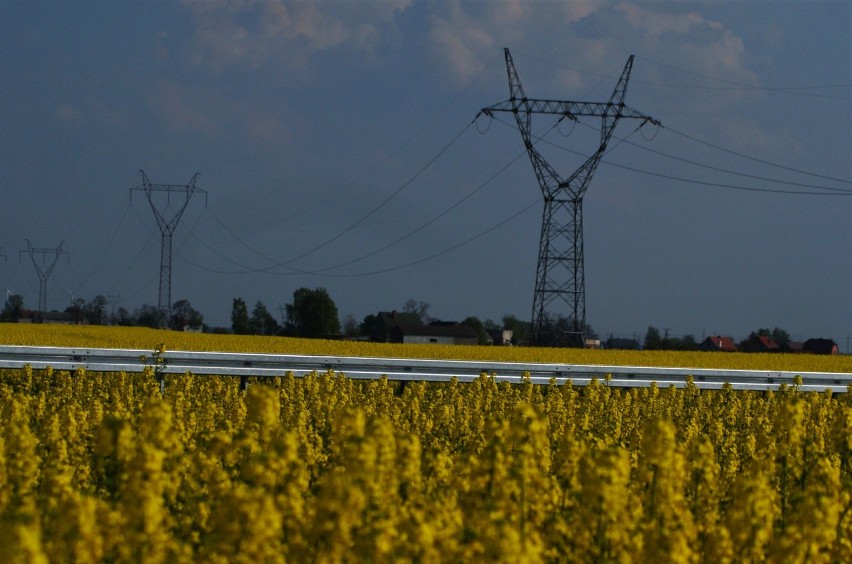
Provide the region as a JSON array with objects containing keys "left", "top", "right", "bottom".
[
  {"left": 480, "top": 48, "right": 657, "bottom": 347},
  {"left": 20, "top": 240, "right": 69, "bottom": 313},
  {"left": 131, "top": 170, "right": 205, "bottom": 316}
]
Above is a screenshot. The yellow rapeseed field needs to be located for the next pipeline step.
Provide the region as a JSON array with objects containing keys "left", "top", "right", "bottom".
[
  {"left": 1, "top": 366, "right": 850, "bottom": 562},
  {"left": 0, "top": 323, "right": 849, "bottom": 373},
  {"left": 1, "top": 323, "right": 851, "bottom": 561}
]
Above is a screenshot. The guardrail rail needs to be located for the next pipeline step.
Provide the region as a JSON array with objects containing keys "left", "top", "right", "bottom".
[{"left": 0, "top": 345, "right": 849, "bottom": 393}]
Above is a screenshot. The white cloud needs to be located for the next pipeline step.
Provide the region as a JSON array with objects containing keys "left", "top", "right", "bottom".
[
  {"left": 182, "top": 0, "right": 412, "bottom": 71},
  {"left": 617, "top": 2, "right": 759, "bottom": 87},
  {"left": 561, "top": 0, "right": 605, "bottom": 24},
  {"left": 428, "top": 2, "right": 496, "bottom": 84}
]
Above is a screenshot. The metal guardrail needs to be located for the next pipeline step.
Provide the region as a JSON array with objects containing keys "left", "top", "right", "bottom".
[{"left": 0, "top": 345, "right": 849, "bottom": 393}]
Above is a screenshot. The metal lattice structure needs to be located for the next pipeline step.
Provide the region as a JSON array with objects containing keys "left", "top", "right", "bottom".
[
  {"left": 481, "top": 49, "right": 657, "bottom": 347},
  {"left": 19, "top": 240, "right": 68, "bottom": 313},
  {"left": 131, "top": 170, "right": 205, "bottom": 316}
]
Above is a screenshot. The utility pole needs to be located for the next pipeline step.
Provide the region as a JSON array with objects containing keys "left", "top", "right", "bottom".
[
  {"left": 131, "top": 170, "right": 205, "bottom": 317},
  {"left": 19, "top": 240, "right": 69, "bottom": 313},
  {"left": 480, "top": 48, "right": 657, "bottom": 347}
]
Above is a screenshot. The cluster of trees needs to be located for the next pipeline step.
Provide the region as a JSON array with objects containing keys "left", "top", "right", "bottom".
[
  {"left": 231, "top": 288, "right": 340, "bottom": 338},
  {"left": 642, "top": 326, "right": 791, "bottom": 351},
  {"left": 229, "top": 292, "right": 534, "bottom": 344},
  {"left": 0, "top": 293, "right": 204, "bottom": 331},
  {"left": 111, "top": 299, "right": 205, "bottom": 331},
  {"left": 357, "top": 299, "right": 533, "bottom": 345},
  {"left": 642, "top": 327, "right": 701, "bottom": 351},
  {"left": 3, "top": 289, "right": 801, "bottom": 353}
]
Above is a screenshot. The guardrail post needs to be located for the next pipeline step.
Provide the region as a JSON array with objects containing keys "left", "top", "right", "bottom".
[
  {"left": 158, "top": 374, "right": 165, "bottom": 394},
  {"left": 240, "top": 376, "right": 249, "bottom": 392}
]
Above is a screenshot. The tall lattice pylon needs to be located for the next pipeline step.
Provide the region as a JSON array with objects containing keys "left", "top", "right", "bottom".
[
  {"left": 131, "top": 170, "right": 205, "bottom": 316},
  {"left": 20, "top": 240, "right": 68, "bottom": 313},
  {"left": 481, "top": 48, "right": 657, "bottom": 347}
]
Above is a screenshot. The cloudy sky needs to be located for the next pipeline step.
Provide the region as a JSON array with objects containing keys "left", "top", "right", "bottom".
[{"left": 1, "top": 1, "right": 850, "bottom": 348}]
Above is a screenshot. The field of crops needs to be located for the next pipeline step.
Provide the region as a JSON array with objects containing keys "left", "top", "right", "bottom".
[
  {"left": 1, "top": 364, "right": 850, "bottom": 562},
  {"left": 2, "top": 324, "right": 850, "bottom": 373},
  {"left": 1, "top": 325, "right": 850, "bottom": 562}
]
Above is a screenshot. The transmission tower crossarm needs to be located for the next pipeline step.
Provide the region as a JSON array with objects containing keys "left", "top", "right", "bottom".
[{"left": 482, "top": 99, "right": 655, "bottom": 123}]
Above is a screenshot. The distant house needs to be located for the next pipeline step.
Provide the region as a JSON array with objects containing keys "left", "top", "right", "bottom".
[
  {"left": 699, "top": 336, "right": 737, "bottom": 352},
  {"left": 392, "top": 322, "right": 479, "bottom": 346},
  {"left": 802, "top": 338, "right": 839, "bottom": 355},
  {"left": 488, "top": 328, "right": 514, "bottom": 346},
  {"left": 780, "top": 341, "right": 805, "bottom": 354},
  {"left": 605, "top": 337, "right": 641, "bottom": 350},
  {"left": 371, "top": 310, "right": 423, "bottom": 342},
  {"left": 739, "top": 333, "right": 780, "bottom": 353}
]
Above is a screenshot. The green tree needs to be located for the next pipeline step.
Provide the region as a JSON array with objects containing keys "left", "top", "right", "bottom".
[
  {"left": 680, "top": 334, "right": 699, "bottom": 350},
  {"left": 402, "top": 299, "right": 432, "bottom": 324},
  {"left": 285, "top": 287, "right": 340, "bottom": 338},
  {"left": 462, "top": 316, "right": 492, "bottom": 345},
  {"left": 249, "top": 300, "right": 278, "bottom": 335},
  {"left": 360, "top": 314, "right": 379, "bottom": 339},
  {"left": 136, "top": 304, "right": 167, "bottom": 328},
  {"left": 756, "top": 327, "right": 790, "bottom": 346},
  {"left": 644, "top": 326, "right": 663, "bottom": 350},
  {"left": 170, "top": 299, "right": 203, "bottom": 330},
  {"left": 232, "top": 297, "right": 251, "bottom": 335},
  {"left": 110, "top": 306, "right": 134, "bottom": 326},
  {"left": 84, "top": 295, "right": 109, "bottom": 325},
  {"left": 1, "top": 293, "right": 24, "bottom": 321}
]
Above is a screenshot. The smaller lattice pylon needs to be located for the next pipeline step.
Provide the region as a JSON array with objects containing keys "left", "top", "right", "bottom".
[
  {"left": 19, "top": 240, "right": 69, "bottom": 313},
  {"left": 131, "top": 170, "right": 206, "bottom": 316}
]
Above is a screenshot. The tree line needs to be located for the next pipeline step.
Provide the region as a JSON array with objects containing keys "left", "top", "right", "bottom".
[{"left": 2, "top": 288, "right": 792, "bottom": 350}]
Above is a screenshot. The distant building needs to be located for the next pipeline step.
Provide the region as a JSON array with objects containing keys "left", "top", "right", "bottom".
[
  {"left": 780, "top": 341, "right": 805, "bottom": 354},
  {"left": 699, "top": 335, "right": 737, "bottom": 352},
  {"left": 739, "top": 333, "right": 780, "bottom": 353},
  {"left": 392, "top": 323, "right": 479, "bottom": 346},
  {"left": 802, "top": 338, "right": 839, "bottom": 355},
  {"left": 371, "top": 310, "right": 423, "bottom": 342},
  {"left": 488, "top": 329, "right": 514, "bottom": 346}
]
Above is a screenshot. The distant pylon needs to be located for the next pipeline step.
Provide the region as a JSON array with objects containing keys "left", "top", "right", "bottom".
[
  {"left": 19, "top": 240, "right": 69, "bottom": 313},
  {"left": 131, "top": 170, "right": 205, "bottom": 316},
  {"left": 480, "top": 48, "right": 657, "bottom": 347}
]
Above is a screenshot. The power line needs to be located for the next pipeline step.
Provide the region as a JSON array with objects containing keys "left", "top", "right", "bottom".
[
  {"left": 622, "top": 127, "right": 852, "bottom": 193},
  {"left": 309, "top": 149, "right": 528, "bottom": 274},
  {"left": 662, "top": 125, "right": 851, "bottom": 185},
  {"left": 190, "top": 119, "right": 478, "bottom": 276},
  {"left": 69, "top": 201, "right": 133, "bottom": 296},
  {"left": 633, "top": 54, "right": 851, "bottom": 100},
  {"left": 279, "top": 119, "right": 477, "bottom": 268},
  {"left": 516, "top": 50, "right": 852, "bottom": 100},
  {"left": 564, "top": 118, "right": 852, "bottom": 194},
  {"left": 180, "top": 143, "right": 526, "bottom": 277},
  {"left": 488, "top": 115, "right": 850, "bottom": 196}
]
